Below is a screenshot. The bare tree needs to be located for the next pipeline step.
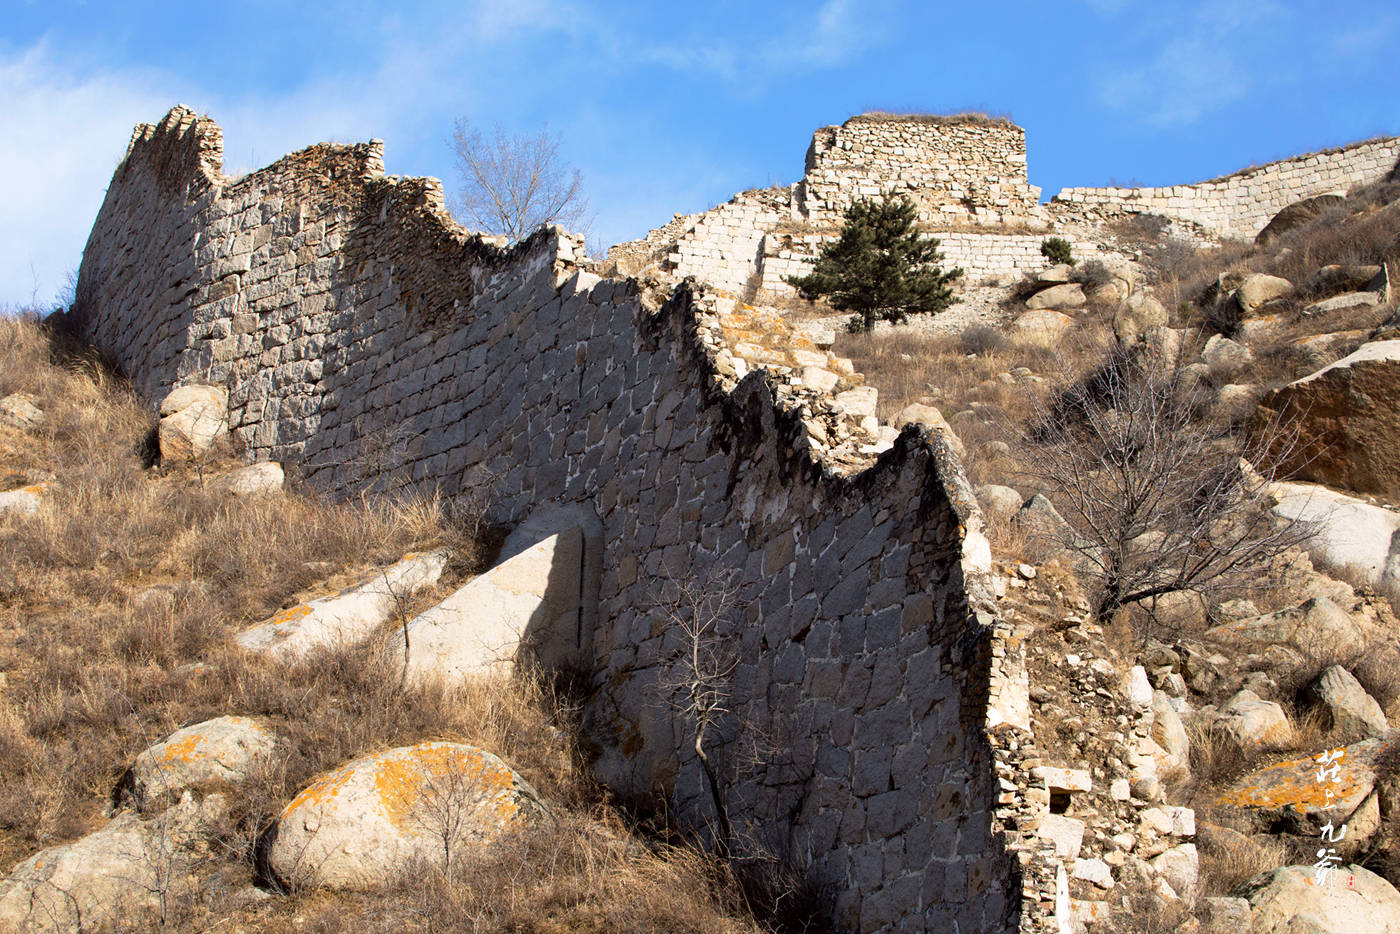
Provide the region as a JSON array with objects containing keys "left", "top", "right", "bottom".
[
  {"left": 449, "top": 119, "right": 590, "bottom": 243},
  {"left": 652, "top": 564, "right": 741, "bottom": 858},
  {"left": 1016, "top": 341, "right": 1312, "bottom": 623}
]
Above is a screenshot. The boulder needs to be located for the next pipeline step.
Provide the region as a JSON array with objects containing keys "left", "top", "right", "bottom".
[
  {"left": 1240, "top": 863, "right": 1400, "bottom": 933},
  {"left": 158, "top": 384, "right": 229, "bottom": 462},
  {"left": 1291, "top": 331, "right": 1371, "bottom": 370},
  {"left": 892, "top": 404, "right": 965, "bottom": 459},
  {"left": 1215, "top": 383, "right": 1263, "bottom": 424},
  {"left": 1037, "top": 814, "right": 1085, "bottom": 860},
  {"left": 0, "top": 792, "right": 222, "bottom": 933},
  {"left": 1151, "top": 691, "right": 1190, "bottom": 773},
  {"left": 1024, "top": 283, "right": 1085, "bottom": 311},
  {"left": 1216, "top": 737, "right": 1387, "bottom": 834},
  {"left": 1201, "top": 334, "right": 1253, "bottom": 380},
  {"left": 1011, "top": 310, "right": 1074, "bottom": 345},
  {"left": 1307, "top": 264, "right": 1384, "bottom": 296},
  {"left": 0, "top": 481, "right": 49, "bottom": 517},
  {"left": 1304, "top": 291, "right": 1382, "bottom": 316},
  {"left": 1112, "top": 293, "right": 1167, "bottom": 344},
  {"left": 976, "top": 484, "right": 1023, "bottom": 519},
  {"left": 1268, "top": 482, "right": 1400, "bottom": 607},
  {"left": 212, "top": 461, "right": 285, "bottom": 496},
  {"left": 0, "top": 393, "right": 43, "bottom": 430},
  {"left": 267, "top": 742, "right": 544, "bottom": 889},
  {"left": 159, "top": 384, "right": 227, "bottom": 416},
  {"left": 235, "top": 550, "right": 450, "bottom": 661},
  {"left": 1150, "top": 843, "right": 1198, "bottom": 905},
  {"left": 1213, "top": 689, "right": 1291, "bottom": 751},
  {"left": 125, "top": 716, "right": 280, "bottom": 807},
  {"left": 1012, "top": 494, "right": 1074, "bottom": 551},
  {"left": 833, "top": 386, "right": 878, "bottom": 419},
  {"left": 800, "top": 366, "right": 840, "bottom": 393},
  {"left": 393, "top": 527, "right": 584, "bottom": 686},
  {"left": 1255, "top": 192, "right": 1345, "bottom": 246},
  {"left": 1235, "top": 274, "right": 1293, "bottom": 314},
  {"left": 1305, "top": 666, "right": 1389, "bottom": 739},
  {"left": 1253, "top": 340, "right": 1400, "bottom": 499},
  {"left": 1206, "top": 593, "right": 1368, "bottom": 660},
  {"left": 1035, "top": 263, "right": 1075, "bottom": 285}
]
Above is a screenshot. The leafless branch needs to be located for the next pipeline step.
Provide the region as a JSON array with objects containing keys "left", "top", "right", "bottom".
[{"left": 449, "top": 119, "right": 590, "bottom": 243}]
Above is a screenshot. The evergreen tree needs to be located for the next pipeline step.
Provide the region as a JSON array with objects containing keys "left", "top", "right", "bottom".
[{"left": 786, "top": 190, "right": 963, "bottom": 332}]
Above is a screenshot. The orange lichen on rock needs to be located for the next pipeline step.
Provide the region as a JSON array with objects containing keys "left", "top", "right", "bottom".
[
  {"left": 374, "top": 743, "right": 523, "bottom": 831},
  {"left": 265, "top": 604, "right": 312, "bottom": 627},
  {"left": 1216, "top": 739, "right": 1384, "bottom": 819},
  {"left": 282, "top": 761, "right": 356, "bottom": 816}
]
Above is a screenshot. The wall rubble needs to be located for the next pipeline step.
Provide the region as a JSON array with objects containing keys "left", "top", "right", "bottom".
[{"left": 73, "top": 106, "right": 1038, "bottom": 934}]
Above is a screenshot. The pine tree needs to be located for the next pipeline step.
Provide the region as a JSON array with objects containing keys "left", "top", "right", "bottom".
[{"left": 786, "top": 190, "right": 963, "bottom": 332}]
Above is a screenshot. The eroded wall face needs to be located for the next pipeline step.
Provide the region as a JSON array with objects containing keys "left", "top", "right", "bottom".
[
  {"left": 1053, "top": 136, "right": 1400, "bottom": 236},
  {"left": 801, "top": 119, "right": 1044, "bottom": 229},
  {"left": 73, "top": 108, "right": 1018, "bottom": 934}
]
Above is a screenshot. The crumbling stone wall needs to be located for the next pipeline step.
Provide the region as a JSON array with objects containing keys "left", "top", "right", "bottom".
[
  {"left": 73, "top": 107, "right": 1030, "bottom": 933},
  {"left": 799, "top": 115, "right": 1046, "bottom": 229},
  {"left": 1051, "top": 135, "right": 1400, "bottom": 237}
]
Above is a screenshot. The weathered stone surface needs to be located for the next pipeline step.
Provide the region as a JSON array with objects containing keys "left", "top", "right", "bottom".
[
  {"left": 1012, "top": 310, "right": 1074, "bottom": 345},
  {"left": 1269, "top": 482, "right": 1400, "bottom": 607},
  {"left": 976, "top": 484, "right": 1022, "bottom": 519},
  {"left": 0, "top": 481, "right": 49, "bottom": 517},
  {"left": 1303, "top": 291, "right": 1382, "bottom": 316},
  {"left": 1213, "top": 689, "right": 1291, "bottom": 751},
  {"left": 1206, "top": 593, "right": 1368, "bottom": 659},
  {"left": 0, "top": 792, "right": 222, "bottom": 933},
  {"left": 1013, "top": 493, "right": 1073, "bottom": 548},
  {"left": 1037, "top": 814, "right": 1084, "bottom": 859},
  {"left": 1024, "top": 283, "right": 1085, "bottom": 311},
  {"left": 1255, "top": 341, "right": 1400, "bottom": 499},
  {"left": 1202, "top": 334, "right": 1253, "bottom": 379},
  {"left": 1240, "top": 863, "right": 1400, "bottom": 933},
  {"left": 1235, "top": 274, "right": 1293, "bottom": 314},
  {"left": 1307, "top": 264, "right": 1384, "bottom": 296},
  {"left": 1150, "top": 843, "right": 1198, "bottom": 904},
  {"left": 1215, "top": 383, "right": 1262, "bottom": 423},
  {"left": 1151, "top": 691, "right": 1190, "bottom": 773},
  {"left": 1035, "top": 263, "right": 1074, "bottom": 285},
  {"left": 268, "top": 742, "right": 543, "bottom": 889},
  {"left": 891, "top": 404, "right": 965, "bottom": 459},
  {"left": 159, "top": 399, "right": 228, "bottom": 461},
  {"left": 1305, "top": 666, "right": 1389, "bottom": 739},
  {"left": 394, "top": 527, "right": 582, "bottom": 686},
  {"left": 1112, "top": 292, "right": 1167, "bottom": 344},
  {"left": 127, "top": 715, "right": 280, "bottom": 806},
  {"left": 1216, "top": 737, "right": 1387, "bottom": 833},
  {"left": 159, "top": 383, "right": 227, "bottom": 416},
  {"left": 833, "top": 385, "right": 878, "bottom": 419},
  {"left": 0, "top": 393, "right": 43, "bottom": 430},
  {"left": 212, "top": 461, "right": 284, "bottom": 496},
  {"left": 236, "top": 550, "right": 449, "bottom": 660}
]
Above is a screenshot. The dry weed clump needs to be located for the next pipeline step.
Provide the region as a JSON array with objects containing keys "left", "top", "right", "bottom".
[{"left": 0, "top": 315, "right": 766, "bottom": 931}]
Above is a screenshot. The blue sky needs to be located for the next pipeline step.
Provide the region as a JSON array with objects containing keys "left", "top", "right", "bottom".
[{"left": 2, "top": 0, "right": 1396, "bottom": 306}]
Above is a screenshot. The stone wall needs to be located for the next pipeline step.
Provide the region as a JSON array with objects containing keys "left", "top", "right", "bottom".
[
  {"left": 799, "top": 115, "right": 1046, "bottom": 229},
  {"left": 73, "top": 107, "right": 1034, "bottom": 933},
  {"left": 1051, "top": 135, "right": 1400, "bottom": 238}
]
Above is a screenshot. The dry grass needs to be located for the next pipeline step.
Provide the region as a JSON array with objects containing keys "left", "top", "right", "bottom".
[
  {"left": 0, "top": 314, "right": 767, "bottom": 933},
  {"left": 846, "top": 110, "right": 1015, "bottom": 128},
  {"left": 1195, "top": 819, "right": 1289, "bottom": 896}
]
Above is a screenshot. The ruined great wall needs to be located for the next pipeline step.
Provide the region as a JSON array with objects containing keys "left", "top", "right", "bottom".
[{"left": 69, "top": 106, "right": 1400, "bottom": 933}]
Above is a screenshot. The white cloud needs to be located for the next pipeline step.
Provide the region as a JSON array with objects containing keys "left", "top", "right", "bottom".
[
  {"left": 1096, "top": 0, "right": 1286, "bottom": 127},
  {"left": 0, "top": 42, "right": 183, "bottom": 305}
]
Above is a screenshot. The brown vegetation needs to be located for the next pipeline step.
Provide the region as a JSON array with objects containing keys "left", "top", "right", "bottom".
[{"left": 0, "top": 314, "right": 764, "bottom": 932}]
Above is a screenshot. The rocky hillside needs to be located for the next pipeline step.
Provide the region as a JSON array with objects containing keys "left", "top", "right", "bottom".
[
  {"left": 827, "top": 174, "right": 1400, "bottom": 932},
  {"left": 0, "top": 315, "right": 766, "bottom": 933}
]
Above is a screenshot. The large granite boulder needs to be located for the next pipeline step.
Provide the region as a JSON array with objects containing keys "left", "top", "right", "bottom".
[
  {"left": 1253, "top": 340, "right": 1400, "bottom": 499},
  {"left": 1235, "top": 274, "right": 1293, "bottom": 315},
  {"left": 212, "top": 461, "right": 285, "bottom": 496},
  {"left": 1212, "top": 689, "right": 1291, "bottom": 752},
  {"left": 124, "top": 715, "right": 281, "bottom": 807},
  {"left": 1012, "top": 310, "right": 1074, "bottom": 345},
  {"left": 892, "top": 403, "right": 966, "bottom": 459},
  {"left": 267, "top": 742, "right": 544, "bottom": 889},
  {"left": 236, "top": 550, "right": 450, "bottom": 661},
  {"left": 0, "top": 792, "right": 223, "bottom": 933},
  {"left": 1269, "top": 482, "right": 1400, "bottom": 607},
  {"left": 157, "top": 384, "right": 228, "bottom": 462},
  {"left": 1240, "top": 863, "right": 1400, "bottom": 933},
  {"left": 1215, "top": 737, "right": 1387, "bottom": 835},
  {"left": 1205, "top": 593, "right": 1367, "bottom": 660},
  {"left": 1025, "top": 283, "right": 1086, "bottom": 311},
  {"left": 1305, "top": 666, "right": 1389, "bottom": 739}
]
